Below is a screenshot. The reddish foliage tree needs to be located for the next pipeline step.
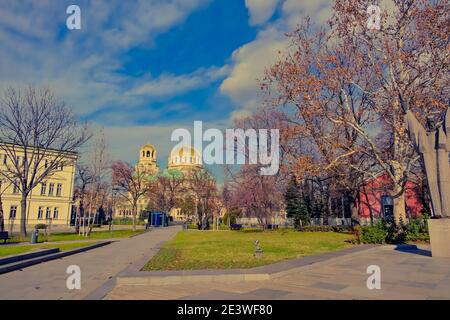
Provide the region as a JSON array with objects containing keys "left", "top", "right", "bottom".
[{"left": 262, "top": 0, "right": 449, "bottom": 223}]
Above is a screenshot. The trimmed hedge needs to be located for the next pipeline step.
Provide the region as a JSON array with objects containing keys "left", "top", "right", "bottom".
[{"left": 298, "top": 225, "right": 353, "bottom": 233}]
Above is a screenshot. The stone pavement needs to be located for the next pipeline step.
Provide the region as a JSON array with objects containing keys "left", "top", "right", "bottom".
[
  {"left": 0, "top": 226, "right": 181, "bottom": 300},
  {"left": 105, "top": 245, "right": 450, "bottom": 300}
]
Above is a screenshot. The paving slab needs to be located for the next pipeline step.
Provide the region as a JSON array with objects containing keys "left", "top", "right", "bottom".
[
  {"left": 105, "top": 244, "right": 450, "bottom": 300},
  {"left": 0, "top": 226, "right": 181, "bottom": 300}
]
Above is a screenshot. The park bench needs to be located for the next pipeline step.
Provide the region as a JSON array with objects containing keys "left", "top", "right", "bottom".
[
  {"left": 0, "top": 231, "right": 10, "bottom": 244},
  {"left": 267, "top": 224, "right": 279, "bottom": 230},
  {"left": 230, "top": 224, "right": 242, "bottom": 231}
]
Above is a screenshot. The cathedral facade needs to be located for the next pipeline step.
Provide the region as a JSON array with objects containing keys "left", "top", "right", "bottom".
[{"left": 114, "top": 143, "right": 205, "bottom": 222}]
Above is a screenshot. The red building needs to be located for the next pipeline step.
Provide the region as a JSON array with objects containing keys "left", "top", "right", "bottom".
[{"left": 358, "top": 172, "right": 427, "bottom": 224}]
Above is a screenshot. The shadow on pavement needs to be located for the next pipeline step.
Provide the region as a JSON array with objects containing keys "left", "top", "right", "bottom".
[{"left": 394, "top": 244, "right": 432, "bottom": 257}]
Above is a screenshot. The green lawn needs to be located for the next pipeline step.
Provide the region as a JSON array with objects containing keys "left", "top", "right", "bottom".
[
  {"left": 143, "top": 229, "right": 355, "bottom": 271},
  {"left": 10, "top": 229, "right": 146, "bottom": 243},
  {"left": 0, "top": 241, "right": 98, "bottom": 257}
]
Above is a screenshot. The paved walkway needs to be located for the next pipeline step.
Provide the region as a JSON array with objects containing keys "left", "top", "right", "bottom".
[
  {"left": 105, "top": 245, "right": 450, "bottom": 300},
  {"left": 0, "top": 226, "right": 181, "bottom": 300}
]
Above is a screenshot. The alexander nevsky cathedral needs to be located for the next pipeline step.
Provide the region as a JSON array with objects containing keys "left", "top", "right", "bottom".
[{"left": 115, "top": 143, "right": 208, "bottom": 222}]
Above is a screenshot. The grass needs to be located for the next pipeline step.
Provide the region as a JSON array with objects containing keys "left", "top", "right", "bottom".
[
  {"left": 143, "top": 229, "right": 355, "bottom": 271},
  {"left": 0, "top": 241, "right": 98, "bottom": 257},
  {"left": 9, "top": 229, "right": 146, "bottom": 243}
]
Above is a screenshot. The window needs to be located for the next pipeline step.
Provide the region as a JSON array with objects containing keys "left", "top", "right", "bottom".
[
  {"left": 56, "top": 183, "right": 62, "bottom": 197},
  {"left": 38, "top": 207, "right": 43, "bottom": 220},
  {"left": 44, "top": 160, "right": 48, "bottom": 169},
  {"left": 41, "top": 183, "right": 47, "bottom": 196},
  {"left": 46, "top": 207, "right": 51, "bottom": 219},
  {"left": 3, "top": 154, "right": 6, "bottom": 165},
  {"left": 53, "top": 207, "right": 59, "bottom": 219},
  {"left": 381, "top": 195, "right": 394, "bottom": 219},
  {"left": 13, "top": 182, "right": 19, "bottom": 194},
  {"left": 48, "top": 183, "right": 54, "bottom": 196},
  {"left": 9, "top": 206, "right": 17, "bottom": 219},
  {"left": 60, "top": 164, "right": 64, "bottom": 171}
]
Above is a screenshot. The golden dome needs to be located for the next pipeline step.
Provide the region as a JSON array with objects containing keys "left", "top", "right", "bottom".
[
  {"left": 168, "top": 145, "right": 202, "bottom": 168},
  {"left": 140, "top": 144, "right": 156, "bottom": 151}
]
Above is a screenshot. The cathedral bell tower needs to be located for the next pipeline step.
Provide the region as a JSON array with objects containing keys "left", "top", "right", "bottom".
[{"left": 138, "top": 144, "right": 159, "bottom": 174}]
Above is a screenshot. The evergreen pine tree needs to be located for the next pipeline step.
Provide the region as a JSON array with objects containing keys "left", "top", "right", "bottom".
[{"left": 285, "top": 176, "right": 310, "bottom": 228}]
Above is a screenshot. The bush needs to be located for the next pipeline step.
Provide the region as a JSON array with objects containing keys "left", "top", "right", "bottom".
[
  {"left": 112, "top": 218, "right": 145, "bottom": 226},
  {"left": 186, "top": 223, "right": 198, "bottom": 230},
  {"left": 405, "top": 214, "right": 429, "bottom": 242},
  {"left": 358, "top": 216, "right": 430, "bottom": 244},
  {"left": 359, "top": 221, "right": 389, "bottom": 244},
  {"left": 298, "top": 225, "right": 353, "bottom": 233},
  {"left": 34, "top": 224, "right": 47, "bottom": 230}
]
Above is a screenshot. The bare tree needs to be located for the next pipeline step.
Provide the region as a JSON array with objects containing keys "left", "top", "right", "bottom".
[
  {"left": 0, "top": 86, "right": 90, "bottom": 236},
  {"left": 111, "top": 160, "right": 149, "bottom": 231},
  {"left": 148, "top": 169, "right": 185, "bottom": 215},
  {"left": 84, "top": 131, "right": 110, "bottom": 236},
  {"left": 0, "top": 180, "right": 13, "bottom": 232},
  {"left": 187, "top": 169, "right": 219, "bottom": 230},
  {"left": 263, "top": 0, "right": 449, "bottom": 224},
  {"left": 74, "top": 164, "right": 93, "bottom": 235}
]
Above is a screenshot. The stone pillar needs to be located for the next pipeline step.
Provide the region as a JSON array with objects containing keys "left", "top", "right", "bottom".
[{"left": 428, "top": 219, "right": 450, "bottom": 258}]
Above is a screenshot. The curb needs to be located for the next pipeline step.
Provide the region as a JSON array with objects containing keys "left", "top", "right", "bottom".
[
  {"left": 0, "top": 248, "right": 60, "bottom": 266},
  {"left": 116, "top": 245, "right": 377, "bottom": 286},
  {"left": 0, "top": 241, "right": 113, "bottom": 275}
]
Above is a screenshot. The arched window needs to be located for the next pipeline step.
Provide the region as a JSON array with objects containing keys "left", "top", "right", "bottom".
[
  {"left": 146, "top": 150, "right": 150, "bottom": 158},
  {"left": 142, "top": 151, "right": 145, "bottom": 157}
]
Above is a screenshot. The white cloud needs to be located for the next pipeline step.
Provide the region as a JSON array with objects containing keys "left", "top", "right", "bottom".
[
  {"left": 129, "top": 65, "right": 230, "bottom": 97},
  {"left": 220, "top": 27, "right": 287, "bottom": 118},
  {"left": 0, "top": 0, "right": 212, "bottom": 116},
  {"left": 221, "top": 0, "right": 333, "bottom": 118},
  {"left": 245, "top": 0, "right": 280, "bottom": 26}
]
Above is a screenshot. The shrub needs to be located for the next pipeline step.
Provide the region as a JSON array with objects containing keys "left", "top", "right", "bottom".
[
  {"left": 298, "top": 225, "right": 353, "bottom": 233},
  {"left": 113, "top": 218, "right": 145, "bottom": 226},
  {"left": 186, "top": 223, "right": 198, "bottom": 230},
  {"left": 35, "top": 224, "right": 47, "bottom": 230},
  {"left": 405, "top": 214, "right": 429, "bottom": 242},
  {"left": 359, "top": 221, "right": 389, "bottom": 244},
  {"left": 358, "top": 215, "right": 430, "bottom": 244}
]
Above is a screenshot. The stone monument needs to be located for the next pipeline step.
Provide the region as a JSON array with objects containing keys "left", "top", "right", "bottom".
[
  {"left": 402, "top": 97, "right": 450, "bottom": 257},
  {"left": 254, "top": 240, "right": 263, "bottom": 259}
]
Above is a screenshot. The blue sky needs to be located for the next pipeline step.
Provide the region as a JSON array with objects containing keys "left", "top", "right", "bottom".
[{"left": 0, "top": 0, "right": 333, "bottom": 180}]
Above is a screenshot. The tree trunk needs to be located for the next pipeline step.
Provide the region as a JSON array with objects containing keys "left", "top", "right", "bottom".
[
  {"left": 392, "top": 189, "right": 407, "bottom": 225},
  {"left": 132, "top": 204, "right": 137, "bottom": 231},
  {"left": 0, "top": 196, "right": 4, "bottom": 232},
  {"left": 362, "top": 185, "right": 374, "bottom": 226},
  {"left": 350, "top": 193, "right": 360, "bottom": 225},
  {"left": 20, "top": 196, "right": 27, "bottom": 237}
]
